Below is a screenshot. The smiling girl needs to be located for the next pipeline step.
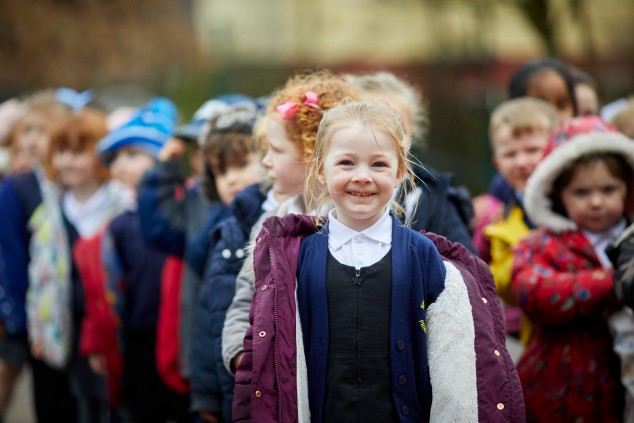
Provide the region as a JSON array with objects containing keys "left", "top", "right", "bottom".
[{"left": 232, "top": 102, "right": 524, "bottom": 422}]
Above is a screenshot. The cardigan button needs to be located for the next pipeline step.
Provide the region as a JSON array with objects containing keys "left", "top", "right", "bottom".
[
  {"left": 398, "top": 375, "right": 407, "bottom": 386},
  {"left": 255, "top": 390, "right": 262, "bottom": 398},
  {"left": 396, "top": 340, "right": 405, "bottom": 351},
  {"left": 261, "top": 284, "right": 267, "bottom": 291},
  {"left": 494, "top": 349, "right": 501, "bottom": 357},
  {"left": 481, "top": 297, "right": 488, "bottom": 304},
  {"left": 401, "top": 405, "right": 410, "bottom": 416},
  {"left": 236, "top": 248, "right": 245, "bottom": 259},
  {"left": 497, "top": 403, "right": 504, "bottom": 410},
  {"left": 222, "top": 249, "right": 231, "bottom": 259},
  {"left": 258, "top": 331, "right": 266, "bottom": 338}
]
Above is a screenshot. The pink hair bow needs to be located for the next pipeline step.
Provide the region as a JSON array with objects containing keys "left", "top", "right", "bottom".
[
  {"left": 275, "top": 91, "right": 321, "bottom": 120},
  {"left": 303, "top": 91, "right": 321, "bottom": 109},
  {"left": 276, "top": 101, "right": 299, "bottom": 120}
]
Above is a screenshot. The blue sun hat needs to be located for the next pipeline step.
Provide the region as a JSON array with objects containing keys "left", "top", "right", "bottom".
[
  {"left": 173, "top": 93, "right": 257, "bottom": 142},
  {"left": 97, "top": 97, "right": 178, "bottom": 165}
]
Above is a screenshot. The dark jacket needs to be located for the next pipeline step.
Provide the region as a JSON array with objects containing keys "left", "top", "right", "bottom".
[
  {"left": 137, "top": 160, "right": 231, "bottom": 377},
  {"left": 609, "top": 222, "right": 634, "bottom": 309},
  {"left": 233, "top": 214, "right": 524, "bottom": 423},
  {"left": 404, "top": 164, "right": 477, "bottom": 254},
  {"left": 106, "top": 210, "right": 167, "bottom": 332},
  {"left": 0, "top": 171, "right": 42, "bottom": 336},
  {"left": 190, "top": 184, "right": 266, "bottom": 420}
]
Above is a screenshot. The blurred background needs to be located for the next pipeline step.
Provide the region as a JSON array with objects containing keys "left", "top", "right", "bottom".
[{"left": 1, "top": 0, "right": 633, "bottom": 194}]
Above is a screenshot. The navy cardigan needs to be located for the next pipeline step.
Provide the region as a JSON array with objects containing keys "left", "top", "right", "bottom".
[{"left": 297, "top": 216, "right": 447, "bottom": 423}]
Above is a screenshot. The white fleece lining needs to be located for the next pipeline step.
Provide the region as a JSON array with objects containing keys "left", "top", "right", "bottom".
[
  {"left": 524, "top": 133, "right": 634, "bottom": 233},
  {"left": 427, "top": 261, "right": 478, "bottom": 423},
  {"left": 295, "top": 283, "right": 311, "bottom": 423}
]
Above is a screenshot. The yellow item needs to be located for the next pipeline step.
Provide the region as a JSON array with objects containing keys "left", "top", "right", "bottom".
[
  {"left": 484, "top": 204, "right": 533, "bottom": 345},
  {"left": 483, "top": 205, "right": 529, "bottom": 305}
]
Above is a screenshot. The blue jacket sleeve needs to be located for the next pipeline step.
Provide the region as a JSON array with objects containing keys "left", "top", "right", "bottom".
[
  {"left": 441, "top": 192, "right": 477, "bottom": 255},
  {"left": 190, "top": 219, "right": 245, "bottom": 421},
  {"left": 137, "top": 160, "right": 187, "bottom": 256},
  {"left": 0, "top": 178, "right": 33, "bottom": 335}
]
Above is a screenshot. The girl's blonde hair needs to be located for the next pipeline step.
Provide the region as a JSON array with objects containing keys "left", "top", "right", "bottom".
[
  {"left": 305, "top": 101, "right": 415, "bottom": 225},
  {"left": 266, "top": 70, "right": 359, "bottom": 160}
]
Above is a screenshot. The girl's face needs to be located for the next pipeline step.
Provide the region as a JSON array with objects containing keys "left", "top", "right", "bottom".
[
  {"left": 52, "top": 147, "right": 101, "bottom": 190},
  {"left": 318, "top": 123, "right": 403, "bottom": 232},
  {"left": 214, "top": 152, "right": 260, "bottom": 205},
  {"left": 262, "top": 118, "right": 307, "bottom": 197},
  {"left": 11, "top": 131, "right": 41, "bottom": 174},
  {"left": 109, "top": 147, "right": 155, "bottom": 188},
  {"left": 11, "top": 113, "right": 53, "bottom": 173},
  {"left": 575, "top": 83, "right": 599, "bottom": 116},
  {"left": 561, "top": 160, "right": 627, "bottom": 232},
  {"left": 526, "top": 69, "right": 575, "bottom": 122}
]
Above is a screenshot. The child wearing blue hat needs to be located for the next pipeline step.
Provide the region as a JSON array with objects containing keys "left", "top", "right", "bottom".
[
  {"left": 79, "top": 97, "right": 192, "bottom": 423},
  {"left": 136, "top": 95, "right": 264, "bottom": 387}
]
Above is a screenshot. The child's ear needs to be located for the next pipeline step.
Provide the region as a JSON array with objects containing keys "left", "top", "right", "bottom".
[
  {"left": 395, "top": 167, "right": 405, "bottom": 187},
  {"left": 317, "top": 167, "right": 326, "bottom": 184}
]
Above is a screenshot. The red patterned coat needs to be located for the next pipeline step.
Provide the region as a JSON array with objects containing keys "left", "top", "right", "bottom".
[
  {"left": 512, "top": 119, "right": 634, "bottom": 422},
  {"left": 512, "top": 228, "right": 622, "bottom": 422}
]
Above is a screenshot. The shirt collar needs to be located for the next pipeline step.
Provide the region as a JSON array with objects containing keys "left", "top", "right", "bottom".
[
  {"left": 583, "top": 218, "right": 627, "bottom": 248},
  {"left": 64, "top": 184, "right": 110, "bottom": 217},
  {"left": 328, "top": 207, "right": 392, "bottom": 251}
]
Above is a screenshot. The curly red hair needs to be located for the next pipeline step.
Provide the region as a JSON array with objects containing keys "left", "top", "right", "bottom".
[{"left": 266, "top": 70, "right": 359, "bottom": 159}]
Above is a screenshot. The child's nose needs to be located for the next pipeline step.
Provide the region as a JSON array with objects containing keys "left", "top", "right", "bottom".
[
  {"left": 352, "top": 166, "right": 371, "bottom": 182},
  {"left": 515, "top": 153, "right": 530, "bottom": 168},
  {"left": 590, "top": 192, "right": 604, "bottom": 206},
  {"left": 261, "top": 150, "right": 272, "bottom": 168}
]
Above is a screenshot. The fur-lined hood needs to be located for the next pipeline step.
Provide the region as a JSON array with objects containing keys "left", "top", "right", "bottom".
[{"left": 524, "top": 130, "right": 634, "bottom": 233}]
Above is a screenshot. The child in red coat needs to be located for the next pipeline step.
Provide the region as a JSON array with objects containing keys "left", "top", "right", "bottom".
[{"left": 512, "top": 116, "right": 634, "bottom": 422}]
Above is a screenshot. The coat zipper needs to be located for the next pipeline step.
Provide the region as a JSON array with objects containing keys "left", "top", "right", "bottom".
[{"left": 263, "top": 228, "right": 284, "bottom": 422}]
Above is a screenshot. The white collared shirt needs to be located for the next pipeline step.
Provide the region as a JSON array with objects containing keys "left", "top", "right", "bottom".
[
  {"left": 583, "top": 218, "right": 627, "bottom": 269},
  {"left": 63, "top": 184, "right": 115, "bottom": 238},
  {"left": 286, "top": 195, "right": 305, "bottom": 215},
  {"left": 327, "top": 208, "right": 392, "bottom": 269},
  {"left": 261, "top": 188, "right": 280, "bottom": 213}
]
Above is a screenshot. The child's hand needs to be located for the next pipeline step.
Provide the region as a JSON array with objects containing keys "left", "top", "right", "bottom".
[
  {"left": 88, "top": 353, "right": 107, "bottom": 375},
  {"left": 198, "top": 411, "right": 220, "bottom": 423},
  {"left": 231, "top": 351, "right": 245, "bottom": 372},
  {"left": 158, "top": 138, "right": 186, "bottom": 161},
  {"left": 31, "top": 342, "right": 43, "bottom": 360},
  {"left": 471, "top": 194, "right": 503, "bottom": 230}
]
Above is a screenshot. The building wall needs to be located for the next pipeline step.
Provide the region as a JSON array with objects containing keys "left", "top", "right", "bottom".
[{"left": 193, "top": 0, "right": 634, "bottom": 64}]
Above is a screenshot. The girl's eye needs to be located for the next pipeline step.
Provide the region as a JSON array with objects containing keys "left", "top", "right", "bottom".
[
  {"left": 602, "top": 186, "right": 618, "bottom": 195},
  {"left": 372, "top": 161, "right": 388, "bottom": 168},
  {"left": 339, "top": 160, "right": 353, "bottom": 166},
  {"left": 573, "top": 188, "right": 589, "bottom": 197}
]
